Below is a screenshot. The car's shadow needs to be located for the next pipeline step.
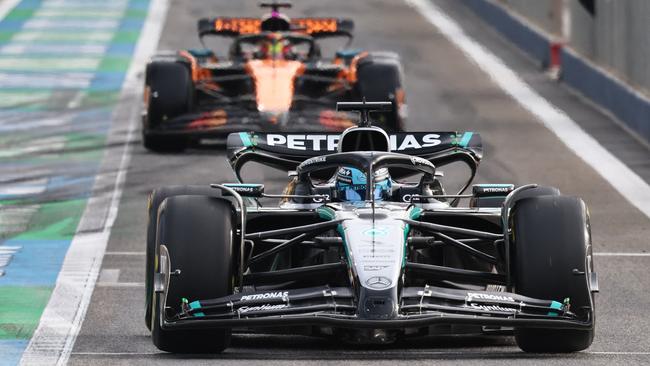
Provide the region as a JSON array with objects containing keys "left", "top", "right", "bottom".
[{"left": 153, "top": 334, "right": 589, "bottom": 361}]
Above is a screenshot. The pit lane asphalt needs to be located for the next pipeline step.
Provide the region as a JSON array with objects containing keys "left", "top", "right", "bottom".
[{"left": 68, "top": 0, "right": 650, "bottom": 365}]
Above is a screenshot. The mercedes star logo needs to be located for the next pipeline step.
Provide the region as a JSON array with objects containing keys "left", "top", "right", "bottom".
[{"left": 365, "top": 276, "right": 392, "bottom": 289}]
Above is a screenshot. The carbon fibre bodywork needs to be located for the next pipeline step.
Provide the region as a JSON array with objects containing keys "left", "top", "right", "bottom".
[
  {"left": 142, "top": 11, "right": 407, "bottom": 145},
  {"left": 150, "top": 126, "right": 596, "bottom": 344}
]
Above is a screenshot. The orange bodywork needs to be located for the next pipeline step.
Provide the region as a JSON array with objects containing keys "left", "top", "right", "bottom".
[
  {"left": 211, "top": 17, "right": 340, "bottom": 36},
  {"left": 245, "top": 59, "right": 305, "bottom": 114}
]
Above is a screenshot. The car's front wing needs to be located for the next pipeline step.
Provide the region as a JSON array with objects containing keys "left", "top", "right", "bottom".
[{"left": 159, "top": 284, "right": 593, "bottom": 332}]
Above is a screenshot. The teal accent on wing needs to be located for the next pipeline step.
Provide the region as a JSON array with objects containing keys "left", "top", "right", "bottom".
[
  {"left": 193, "top": 312, "right": 205, "bottom": 317},
  {"left": 317, "top": 206, "right": 336, "bottom": 221},
  {"left": 337, "top": 224, "right": 352, "bottom": 266},
  {"left": 239, "top": 132, "right": 254, "bottom": 147},
  {"left": 402, "top": 223, "right": 410, "bottom": 268},
  {"left": 547, "top": 300, "right": 563, "bottom": 316},
  {"left": 459, "top": 132, "right": 474, "bottom": 147},
  {"left": 189, "top": 301, "right": 201, "bottom": 310},
  {"left": 409, "top": 207, "right": 422, "bottom": 220}
]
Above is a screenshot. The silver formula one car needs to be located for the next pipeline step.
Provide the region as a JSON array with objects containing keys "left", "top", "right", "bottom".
[{"left": 145, "top": 101, "right": 597, "bottom": 353}]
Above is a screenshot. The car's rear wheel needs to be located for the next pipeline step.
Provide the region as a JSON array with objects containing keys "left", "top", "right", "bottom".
[
  {"left": 143, "top": 61, "right": 193, "bottom": 152},
  {"left": 151, "top": 195, "right": 234, "bottom": 353},
  {"left": 144, "top": 186, "right": 220, "bottom": 331},
  {"left": 512, "top": 195, "right": 595, "bottom": 352},
  {"left": 354, "top": 52, "right": 406, "bottom": 132}
]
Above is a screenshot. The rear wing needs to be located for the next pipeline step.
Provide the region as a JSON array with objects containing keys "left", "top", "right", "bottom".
[
  {"left": 198, "top": 17, "right": 354, "bottom": 38},
  {"left": 226, "top": 131, "right": 482, "bottom": 182}
]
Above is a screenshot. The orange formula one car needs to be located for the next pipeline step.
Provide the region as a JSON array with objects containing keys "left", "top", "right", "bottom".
[{"left": 142, "top": 2, "right": 407, "bottom": 151}]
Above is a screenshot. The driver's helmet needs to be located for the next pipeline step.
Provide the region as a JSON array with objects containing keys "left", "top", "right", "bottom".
[
  {"left": 335, "top": 167, "right": 392, "bottom": 202},
  {"left": 258, "top": 33, "right": 290, "bottom": 59}
]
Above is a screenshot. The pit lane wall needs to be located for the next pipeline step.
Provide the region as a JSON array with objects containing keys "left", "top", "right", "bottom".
[{"left": 461, "top": 0, "right": 650, "bottom": 145}]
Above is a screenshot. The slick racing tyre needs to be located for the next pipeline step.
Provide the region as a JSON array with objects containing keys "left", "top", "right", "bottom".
[
  {"left": 512, "top": 195, "right": 595, "bottom": 352},
  {"left": 143, "top": 61, "right": 193, "bottom": 152},
  {"left": 151, "top": 195, "right": 235, "bottom": 353},
  {"left": 355, "top": 52, "right": 405, "bottom": 132},
  {"left": 144, "top": 186, "right": 220, "bottom": 331}
]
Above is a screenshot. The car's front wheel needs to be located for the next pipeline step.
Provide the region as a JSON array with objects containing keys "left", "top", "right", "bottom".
[
  {"left": 151, "top": 195, "right": 235, "bottom": 353},
  {"left": 512, "top": 195, "right": 595, "bottom": 352}
]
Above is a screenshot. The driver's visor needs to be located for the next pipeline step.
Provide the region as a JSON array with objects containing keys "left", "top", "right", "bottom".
[{"left": 341, "top": 180, "right": 390, "bottom": 202}]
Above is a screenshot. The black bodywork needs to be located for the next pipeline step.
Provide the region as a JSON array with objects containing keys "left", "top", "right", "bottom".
[{"left": 151, "top": 105, "right": 596, "bottom": 344}]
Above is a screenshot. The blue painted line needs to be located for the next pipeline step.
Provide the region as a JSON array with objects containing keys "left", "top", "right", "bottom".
[
  {"left": 118, "top": 19, "right": 145, "bottom": 31},
  {"left": 0, "top": 239, "right": 70, "bottom": 286},
  {"left": 0, "top": 340, "right": 29, "bottom": 366},
  {"left": 106, "top": 43, "right": 137, "bottom": 56}
]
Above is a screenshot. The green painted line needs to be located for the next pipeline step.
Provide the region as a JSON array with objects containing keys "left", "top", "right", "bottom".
[
  {"left": 81, "top": 91, "right": 122, "bottom": 108},
  {"left": 98, "top": 56, "right": 132, "bottom": 72},
  {"left": 112, "top": 31, "right": 141, "bottom": 43},
  {"left": 0, "top": 287, "right": 53, "bottom": 340},
  {"left": 15, "top": 200, "right": 85, "bottom": 241},
  {"left": 0, "top": 92, "right": 52, "bottom": 109},
  {"left": 4, "top": 8, "right": 35, "bottom": 20}
]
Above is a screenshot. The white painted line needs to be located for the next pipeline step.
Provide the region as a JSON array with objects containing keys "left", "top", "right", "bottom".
[
  {"left": 0, "top": 58, "right": 101, "bottom": 71},
  {"left": 589, "top": 351, "right": 650, "bottom": 355},
  {"left": 13, "top": 32, "right": 114, "bottom": 42},
  {"left": 0, "top": 0, "right": 21, "bottom": 22},
  {"left": 41, "top": 0, "right": 129, "bottom": 7},
  {"left": 0, "top": 115, "right": 74, "bottom": 133},
  {"left": 67, "top": 90, "right": 86, "bottom": 110},
  {"left": 20, "top": 0, "right": 170, "bottom": 365},
  {"left": 594, "top": 252, "right": 650, "bottom": 257},
  {"left": 24, "top": 19, "right": 120, "bottom": 30},
  {"left": 34, "top": 9, "right": 126, "bottom": 18},
  {"left": 96, "top": 282, "right": 145, "bottom": 288},
  {"left": 0, "top": 44, "right": 108, "bottom": 55},
  {"left": 66, "top": 350, "right": 650, "bottom": 357},
  {"left": 105, "top": 251, "right": 146, "bottom": 256},
  {"left": 98, "top": 269, "right": 120, "bottom": 283},
  {"left": 0, "top": 179, "right": 48, "bottom": 196},
  {"left": 71, "top": 352, "right": 159, "bottom": 356},
  {"left": 405, "top": 0, "right": 650, "bottom": 220},
  {"left": 0, "top": 205, "right": 39, "bottom": 238},
  {"left": 0, "top": 136, "right": 66, "bottom": 158},
  {"left": 0, "top": 72, "right": 94, "bottom": 89}
]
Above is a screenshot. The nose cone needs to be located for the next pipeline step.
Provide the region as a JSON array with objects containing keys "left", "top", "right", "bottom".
[
  {"left": 337, "top": 207, "right": 408, "bottom": 319},
  {"left": 245, "top": 60, "right": 304, "bottom": 113}
]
